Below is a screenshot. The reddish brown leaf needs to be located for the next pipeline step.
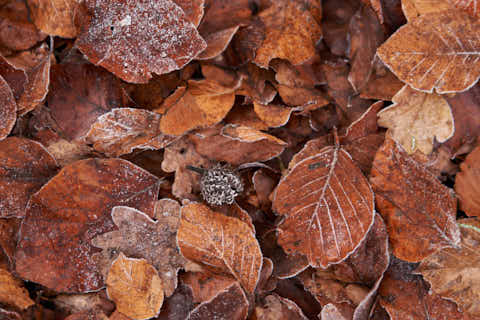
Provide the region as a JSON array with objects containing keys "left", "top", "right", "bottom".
[
  {"left": 27, "top": 0, "right": 79, "bottom": 37},
  {"left": 197, "top": 26, "right": 240, "bottom": 60},
  {"left": 322, "top": 0, "right": 359, "bottom": 57},
  {"left": 370, "top": 137, "right": 460, "bottom": 261},
  {"left": 255, "top": 294, "right": 308, "bottom": 320},
  {"left": 0, "top": 75, "right": 16, "bottom": 140},
  {"left": 186, "top": 282, "right": 248, "bottom": 320},
  {"left": 92, "top": 204, "right": 186, "bottom": 297},
  {"left": 254, "top": 0, "right": 322, "bottom": 68},
  {"left": 157, "top": 282, "right": 195, "bottom": 320},
  {"left": 75, "top": 0, "right": 207, "bottom": 83},
  {"left": 273, "top": 140, "right": 375, "bottom": 268},
  {"left": 417, "top": 218, "right": 480, "bottom": 317},
  {"left": 401, "top": 0, "right": 453, "bottom": 21},
  {"left": 85, "top": 108, "right": 177, "bottom": 157},
  {"left": 455, "top": 146, "right": 480, "bottom": 216},
  {"left": 47, "top": 61, "right": 129, "bottom": 141},
  {"left": 172, "top": 0, "right": 205, "bottom": 27},
  {"left": 0, "top": 137, "right": 58, "bottom": 218},
  {"left": 0, "top": 267, "right": 34, "bottom": 310},
  {"left": 177, "top": 203, "right": 263, "bottom": 293},
  {"left": 182, "top": 271, "right": 235, "bottom": 303},
  {"left": 15, "top": 158, "right": 160, "bottom": 292},
  {"left": 0, "top": 218, "right": 20, "bottom": 266}
]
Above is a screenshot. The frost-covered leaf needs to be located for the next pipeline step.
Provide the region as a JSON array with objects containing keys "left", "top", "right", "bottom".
[
  {"left": 273, "top": 141, "right": 375, "bottom": 268},
  {"left": 450, "top": 0, "right": 480, "bottom": 18},
  {"left": 0, "top": 75, "right": 16, "bottom": 140},
  {"left": 401, "top": 0, "right": 453, "bottom": 21},
  {"left": 75, "top": 0, "right": 207, "bottom": 83},
  {"left": 377, "top": 10, "right": 480, "bottom": 93},
  {"left": 177, "top": 203, "right": 263, "bottom": 293}
]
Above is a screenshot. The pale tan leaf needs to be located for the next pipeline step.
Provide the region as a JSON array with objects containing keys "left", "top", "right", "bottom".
[{"left": 377, "top": 85, "right": 454, "bottom": 154}]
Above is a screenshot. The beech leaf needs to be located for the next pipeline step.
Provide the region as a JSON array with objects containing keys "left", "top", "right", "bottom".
[
  {"left": 273, "top": 141, "right": 375, "bottom": 268},
  {"left": 0, "top": 75, "right": 16, "bottom": 140},
  {"left": 27, "top": 0, "right": 79, "bottom": 37},
  {"left": 455, "top": 146, "right": 480, "bottom": 216}
]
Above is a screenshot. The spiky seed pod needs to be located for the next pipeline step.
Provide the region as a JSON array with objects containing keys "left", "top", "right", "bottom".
[{"left": 199, "top": 165, "right": 243, "bottom": 206}]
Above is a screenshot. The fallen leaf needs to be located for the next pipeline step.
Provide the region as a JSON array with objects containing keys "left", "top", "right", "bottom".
[
  {"left": 455, "top": 146, "right": 480, "bottom": 216},
  {"left": 177, "top": 203, "right": 263, "bottom": 293},
  {"left": 450, "top": 0, "right": 480, "bottom": 18},
  {"left": 186, "top": 282, "right": 248, "bottom": 320},
  {"left": 92, "top": 204, "right": 186, "bottom": 297},
  {"left": 159, "top": 78, "right": 241, "bottom": 136},
  {"left": 189, "top": 124, "right": 287, "bottom": 166},
  {"left": 377, "top": 10, "right": 480, "bottom": 93},
  {"left": 255, "top": 294, "right": 308, "bottom": 320},
  {"left": 359, "top": 58, "right": 405, "bottom": 101},
  {"left": 157, "top": 281, "right": 195, "bottom": 320},
  {"left": 276, "top": 85, "right": 329, "bottom": 112},
  {"left": 254, "top": 0, "right": 322, "bottom": 68},
  {"left": 370, "top": 137, "right": 460, "bottom": 261},
  {"left": 53, "top": 292, "right": 114, "bottom": 316},
  {"left": 198, "top": 26, "right": 240, "bottom": 60},
  {"left": 0, "top": 75, "right": 16, "bottom": 140},
  {"left": 0, "top": 218, "right": 21, "bottom": 266},
  {"left": 182, "top": 271, "right": 235, "bottom": 303},
  {"left": 15, "top": 158, "right": 160, "bottom": 292},
  {"left": 75, "top": 0, "right": 206, "bottom": 83},
  {"left": 107, "top": 253, "right": 163, "bottom": 320},
  {"left": 47, "top": 61, "right": 129, "bottom": 141},
  {"left": 0, "top": 137, "right": 58, "bottom": 218},
  {"left": 0, "top": 267, "right": 34, "bottom": 310},
  {"left": 273, "top": 139, "right": 375, "bottom": 268},
  {"left": 236, "top": 63, "right": 277, "bottom": 105},
  {"left": 322, "top": 0, "right": 359, "bottom": 57},
  {"left": 0, "top": 55, "right": 27, "bottom": 102},
  {"left": 172, "top": 0, "right": 204, "bottom": 27},
  {"left": 417, "top": 218, "right": 480, "bottom": 317},
  {"left": 85, "top": 108, "right": 177, "bottom": 157},
  {"left": 320, "top": 304, "right": 350, "bottom": 320},
  {"left": 27, "top": 0, "right": 79, "bottom": 37},
  {"left": 401, "top": 0, "right": 453, "bottom": 21},
  {"left": 377, "top": 85, "right": 454, "bottom": 154}
]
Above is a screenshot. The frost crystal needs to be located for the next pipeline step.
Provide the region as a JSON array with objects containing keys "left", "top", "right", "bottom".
[{"left": 200, "top": 165, "right": 243, "bottom": 206}]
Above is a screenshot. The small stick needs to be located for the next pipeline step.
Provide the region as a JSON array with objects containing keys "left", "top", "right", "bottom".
[
  {"left": 186, "top": 165, "right": 205, "bottom": 175},
  {"left": 332, "top": 126, "right": 340, "bottom": 148}
]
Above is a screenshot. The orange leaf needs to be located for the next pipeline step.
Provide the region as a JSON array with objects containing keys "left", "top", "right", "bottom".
[
  {"left": 0, "top": 267, "right": 34, "bottom": 310},
  {"left": 273, "top": 141, "right": 375, "bottom": 268},
  {"left": 177, "top": 203, "right": 263, "bottom": 293},
  {"left": 455, "top": 146, "right": 480, "bottom": 216},
  {"left": 27, "top": 0, "right": 79, "bottom": 37}
]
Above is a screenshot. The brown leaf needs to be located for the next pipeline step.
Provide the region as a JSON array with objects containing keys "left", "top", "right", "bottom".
[
  {"left": 92, "top": 204, "right": 186, "bottom": 297},
  {"left": 85, "top": 108, "right": 177, "bottom": 157},
  {"left": 197, "top": 26, "right": 240, "bottom": 60},
  {"left": 377, "top": 10, "right": 480, "bottom": 93},
  {"left": 157, "top": 281, "right": 195, "bottom": 320},
  {"left": 322, "top": 0, "right": 359, "bottom": 56},
  {"left": 107, "top": 253, "right": 163, "bottom": 320},
  {"left": 0, "top": 218, "right": 21, "bottom": 266},
  {"left": 273, "top": 141, "right": 375, "bottom": 268},
  {"left": 455, "top": 146, "right": 480, "bottom": 216},
  {"left": 182, "top": 271, "right": 235, "bottom": 303},
  {"left": 377, "top": 85, "right": 454, "bottom": 154},
  {"left": 186, "top": 282, "right": 248, "bottom": 320},
  {"left": 0, "top": 267, "right": 34, "bottom": 310},
  {"left": 401, "top": 0, "right": 453, "bottom": 21},
  {"left": 255, "top": 294, "right": 308, "bottom": 320},
  {"left": 451, "top": 0, "right": 480, "bottom": 17},
  {"left": 15, "top": 158, "right": 160, "bottom": 292},
  {"left": 172, "top": 0, "right": 205, "bottom": 27},
  {"left": 177, "top": 203, "right": 263, "bottom": 293},
  {"left": 0, "top": 137, "right": 58, "bottom": 218},
  {"left": 276, "top": 85, "right": 329, "bottom": 111},
  {"left": 370, "top": 137, "right": 460, "bottom": 261},
  {"left": 0, "top": 75, "right": 16, "bottom": 140},
  {"left": 159, "top": 78, "right": 241, "bottom": 136},
  {"left": 320, "top": 304, "right": 350, "bottom": 320},
  {"left": 75, "top": 0, "right": 207, "bottom": 83},
  {"left": 254, "top": 0, "right": 322, "bottom": 68},
  {"left": 189, "top": 124, "right": 287, "bottom": 166},
  {"left": 417, "top": 218, "right": 480, "bottom": 317},
  {"left": 359, "top": 58, "right": 405, "bottom": 101},
  {"left": 47, "top": 61, "right": 129, "bottom": 141},
  {"left": 27, "top": 0, "right": 79, "bottom": 37}
]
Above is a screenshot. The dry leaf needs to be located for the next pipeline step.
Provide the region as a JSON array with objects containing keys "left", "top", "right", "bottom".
[
  {"left": 173, "top": 0, "right": 204, "bottom": 27},
  {"left": 15, "top": 158, "right": 160, "bottom": 292},
  {"left": 75, "top": 0, "right": 206, "bottom": 83},
  {"left": 320, "top": 304, "right": 350, "bottom": 320},
  {"left": 417, "top": 218, "right": 480, "bottom": 317},
  {"left": 370, "top": 137, "right": 460, "bottom": 261},
  {"left": 273, "top": 140, "right": 375, "bottom": 268},
  {"left": 107, "top": 253, "right": 163, "bottom": 320},
  {"left": 401, "top": 0, "right": 453, "bottom": 21},
  {"left": 0, "top": 137, "right": 58, "bottom": 218},
  {"left": 0, "top": 75, "right": 16, "bottom": 140},
  {"left": 377, "top": 10, "right": 480, "bottom": 93},
  {"left": 254, "top": 0, "right": 322, "bottom": 68},
  {"left": 159, "top": 78, "right": 241, "bottom": 136},
  {"left": 450, "top": 0, "right": 480, "bottom": 18},
  {"left": 0, "top": 267, "right": 34, "bottom": 310},
  {"left": 85, "top": 108, "right": 177, "bottom": 157},
  {"left": 377, "top": 85, "right": 454, "bottom": 154},
  {"left": 455, "top": 146, "right": 480, "bottom": 216},
  {"left": 253, "top": 102, "right": 294, "bottom": 128},
  {"left": 197, "top": 26, "right": 240, "bottom": 60},
  {"left": 92, "top": 204, "right": 185, "bottom": 297},
  {"left": 177, "top": 203, "right": 263, "bottom": 293},
  {"left": 186, "top": 282, "right": 248, "bottom": 320},
  {"left": 255, "top": 294, "right": 308, "bottom": 320},
  {"left": 27, "top": 0, "right": 79, "bottom": 37},
  {"left": 157, "top": 282, "right": 194, "bottom": 320}
]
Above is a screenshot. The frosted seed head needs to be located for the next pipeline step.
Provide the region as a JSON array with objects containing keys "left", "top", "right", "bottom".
[{"left": 199, "top": 165, "right": 244, "bottom": 206}]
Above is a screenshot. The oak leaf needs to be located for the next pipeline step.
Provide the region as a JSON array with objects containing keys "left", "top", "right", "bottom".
[
  {"left": 377, "top": 10, "right": 480, "bottom": 93},
  {"left": 417, "top": 218, "right": 480, "bottom": 317},
  {"left": 0, "top": 75, "right": 16, "bottom": 140},
  {"left": 377, "top": 85, "right": 454, "bottom": 154},
  {"left": 455, "top": 146, "right": 480, "bottom": 216},
  {"left": 107, "top": 253, "right": 163, "bottom": 320},
  {"left": 370, "top": 137, "right": 460, "bottom": 261},
  {"left": 177, "top": 203, "right": 263, "bottom": 293},
  {"left": 273, "top": 139, "right": 375, "bottom": 268},
  {"left": 75, "top": 0, "right": 206, "bottom": 83},
  {"left": 27, "top": 0, "right": 79, "bottom": 37},
  {"left": 85, "top": 108, "right": 177, "bottom": 157},
  {"left": 92, "top": 204, "right": 186, "bottom": 297},
  {"left": 15, "top": 158, "right": 160, "bottom": 292}
]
